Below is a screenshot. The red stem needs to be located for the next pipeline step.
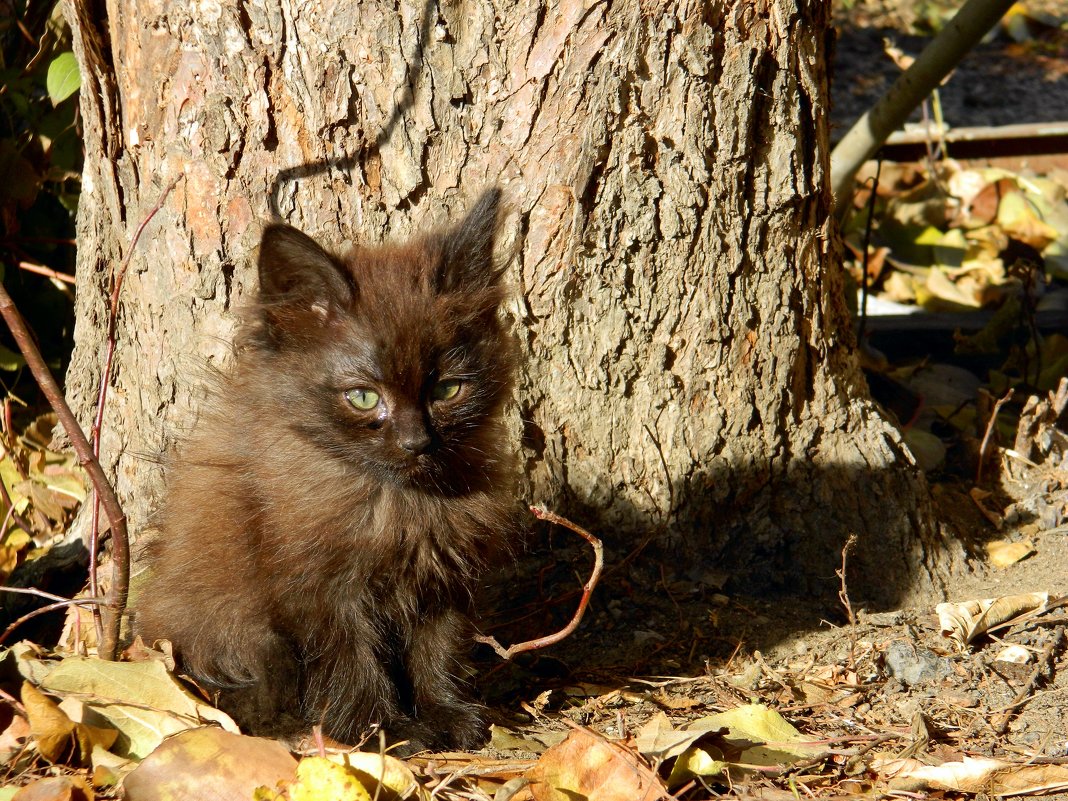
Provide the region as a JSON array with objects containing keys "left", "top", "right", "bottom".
[
  {"left": 87, "top": 174, "right": 181, "bottom": 649},
  {"left": 474, "top": 506, "right": 603, "bottom": 660}
]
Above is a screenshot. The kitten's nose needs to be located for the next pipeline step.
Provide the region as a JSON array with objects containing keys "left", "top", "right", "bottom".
[
  {"left": 395, "top": 414, "right": 432, "bottom": 455},
  {"left": 398, "top": 430, "right": 431, "bottom": 455}
]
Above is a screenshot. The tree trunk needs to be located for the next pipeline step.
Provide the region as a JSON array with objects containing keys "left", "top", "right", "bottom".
[{"left": 66, "top": 0, "right": 965, "bottom": 610}]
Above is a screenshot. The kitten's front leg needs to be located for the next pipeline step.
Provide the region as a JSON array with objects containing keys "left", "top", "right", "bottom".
[
  {"left": 406, "top": 609, "right": 487, "bottom": 751},
  {"left": 302, "top": 623, "right": 410, "bottom": 745}
]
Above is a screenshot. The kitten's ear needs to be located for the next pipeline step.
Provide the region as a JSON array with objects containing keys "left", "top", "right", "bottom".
[
  {"left": 439, "top": 188, "right": 504, "bottom": 292},
  {"left": 258, "top": 223, "right": 353, "bottom": 310}
]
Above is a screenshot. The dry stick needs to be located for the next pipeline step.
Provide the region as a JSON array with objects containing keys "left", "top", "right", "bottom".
[
  {"left": 0, "top": 284, "right": 129, "bottom": 661},
  {"left": 830, "top": 0, "right": 1016, "bottom": 210},
  {"left": 857, "top": 162, "right": 881, "bottom": 343},
  {"left": 0, "top": 597, "right": 108, "bottom": 646},
  {"left": 976, "top": 388, "right": 1014, "bottom": 484},
  {"left": 991, "top": 626, "right": 1065, "bottom": 735},
  {"left": 87, "top": 174, "right": 181, "bottom": 646},
  {"left": 475, "top": 506, "right": 603, "bottom": 660},
  {"left": 17, "top": 261, "right": 76, "bottom": 286}
]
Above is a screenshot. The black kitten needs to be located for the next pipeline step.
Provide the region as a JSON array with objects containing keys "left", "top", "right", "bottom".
[{"left": 136, "top": 190, "right": 517, "bottom": 750}]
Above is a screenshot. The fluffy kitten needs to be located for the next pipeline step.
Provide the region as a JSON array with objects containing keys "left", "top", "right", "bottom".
[{"left": 135, "top": 190, "right": 517, "bottom": 750}]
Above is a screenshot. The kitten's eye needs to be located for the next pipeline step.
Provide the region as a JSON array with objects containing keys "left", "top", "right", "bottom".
[
  {"left": 345, "top": 389, "right": 381, "bottom": 410},
  {"left": 432, "top": 379, "right": 462, "bottom": 401}
]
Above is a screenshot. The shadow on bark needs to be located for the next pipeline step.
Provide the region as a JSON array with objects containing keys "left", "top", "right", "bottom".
[{"left": 267, "top": 0, "right": 435, "bottom": 217}]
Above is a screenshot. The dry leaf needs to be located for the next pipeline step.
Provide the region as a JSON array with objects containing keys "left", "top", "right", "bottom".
[
  {"left": 528, "top": 728, "right": 666, "bottom": 801},
  {"left": 21, "top": 681, "right": 75, "bottom": 764},
  {"left": 994, "top": 644, "right": 1032, "bottom": 664},
  {"left": 123, "top": 727, "right": 297, "bottom": 801},
  {"left": 936, "top": 593, "right": 1050, "bottom": 650},
  {"left": 10, "top": 776, "right": 92, "bottom": 801},
  {"left": 985, "top": 539, "right": 1035, "bottom": 567},
  {"left": 877, "top": 756, "right": 1068, "bottom": 795},
  {"left": 288, "top": 758, "right": 372, "bottom": 801},
  {"left": 40, "top": 656, "right": 237, "bottom": 758},
  {"left": 326, "top": 751, "right": 429, "bottom": 800}
]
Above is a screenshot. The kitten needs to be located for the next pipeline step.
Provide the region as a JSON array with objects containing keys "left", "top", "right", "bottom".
[{"left": 135, "top": 189, "right": 518, "bottom": 750}]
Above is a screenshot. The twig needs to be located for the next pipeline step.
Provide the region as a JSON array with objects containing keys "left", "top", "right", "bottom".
[
  {"left": 0, "top": 283, "right": 129, "bottom": 660},
  {"left": 87, "top": 174, "right": 181, "bottom": 648},
  {"left": 0, "top": 686, "right": 26, "bottom": 716},
  {"left": 991, "top": 626, "right": 1064, "bottom": 735},
  {"left": 474, "top": 506, "right": 603, "bottom": 660},
  {"left": 0, "top": 586, "right": 93, "bottom": 604},
  {"left": 17, "top": 261, "right": 76, "bottom": 286},
  {"left": 0, "top": 453, "right": 33, "bottom": 535},
  {"left": 976, "top": 388, "right": 1014, "bottom": 484},
  {"left": 857, "top": 162, "right": 882, "bottom": 342},
  {"left": 830, "top": 0, "right": 1016, "bottom": 208},
  {"left": 0, "top": 597, "right": 107, "bottom": 646}
]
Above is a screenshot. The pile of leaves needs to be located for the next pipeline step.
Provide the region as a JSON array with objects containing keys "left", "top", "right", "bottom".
[{"left": 844, "top": 160, "right": 1067, "bottom": 312}]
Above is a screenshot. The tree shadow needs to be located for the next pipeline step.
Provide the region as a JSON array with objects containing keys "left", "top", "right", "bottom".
[
  {"left": 267, "top": 0, "right": 435, "bottom": 217},
  {"left": 478, "top": 456, "right": 990, "bottom": 702}
]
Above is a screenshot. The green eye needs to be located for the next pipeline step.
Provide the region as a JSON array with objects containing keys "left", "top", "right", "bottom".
[
  {"left": 345, "top": 389, "right": 381, "bottom": 410},
  {"left": 432, "top": 379, "right": 462, "bottom": 401}
]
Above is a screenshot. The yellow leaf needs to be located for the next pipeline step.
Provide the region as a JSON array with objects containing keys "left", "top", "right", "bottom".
[
  {"left": 329, "top": 751, "right": 430, "bottom": 800},
  {"left": 290, "top": 757, "right": 372, "bottom": 801},
  {"left": 667, "top": 746, "right": 726, "bottom": 788}
]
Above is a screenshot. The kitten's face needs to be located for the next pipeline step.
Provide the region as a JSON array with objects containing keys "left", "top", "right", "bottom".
[{"left": 253, "top": 190, "right": 512, "bottom": 495}]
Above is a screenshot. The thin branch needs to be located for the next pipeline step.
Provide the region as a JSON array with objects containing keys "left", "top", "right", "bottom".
[
  {"left": 977, "top": 388, "right": 1014, "bottom": 484},
  {"left": 991, "top": 626, "right": 1064, "bottom": 735},
  {"left": 0, "top": 283, "right": 129, "bottom": 660},
  {"left": 0, "top": 597, "right": 107, "bottom": 647},
  {"left": 87, "top": 174, "right": 181, "bottom": 649},
  {"left": 857, "top": 161, "right": 881, "bottom": 342},
  {"left": 17, "top": 261, "right": 76, "bottom": 286},
  {"left": 475, "top": 506, "right": 603, "bottom": 660}
]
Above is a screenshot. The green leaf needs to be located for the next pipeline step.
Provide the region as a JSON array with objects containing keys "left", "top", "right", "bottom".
[
  {"left": 45, "top": 52, "right": 80, "bottom": 105},
  {"left": 0, "top": 344, "right": 25, "bottom": 371}
]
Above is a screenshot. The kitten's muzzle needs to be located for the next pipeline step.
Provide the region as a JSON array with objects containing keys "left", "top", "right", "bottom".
[{"left": 394, "top": 410, "right": 432, "bottom": 455}]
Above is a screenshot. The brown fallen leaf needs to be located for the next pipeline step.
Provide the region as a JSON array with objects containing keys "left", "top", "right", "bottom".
[
  {"left": 20, "top": 682, "right": 118, "bottom": 767},
  {"left": 11, "top": 776, "right": 93, "bottom": 801},
  {"left": 985, "top": 539, "right": 1035, "bottom": 568},
  {"left": 527, "top": 728, "right": 666, "bottom": 801},
  {"left": 21, "top": 681, "right": 76, "bottom": 764},
  {"left": 936, "top": 592, "right": 1050, "bottom": 651},
  {"left": 123, "top": 727, "right": 298, "bottom": 801}
]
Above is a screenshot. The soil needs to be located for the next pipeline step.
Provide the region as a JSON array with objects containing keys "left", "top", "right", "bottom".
[{"left": 469, "top": 4, "right": 1068, "bottom": 795}]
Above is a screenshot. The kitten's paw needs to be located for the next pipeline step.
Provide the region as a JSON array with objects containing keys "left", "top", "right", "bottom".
[
  {"left": 433, "top": 703, "right": 489, "bottom": 751},
  {"left": 390, "top": 703, "right": 487, "bottom": 752}
]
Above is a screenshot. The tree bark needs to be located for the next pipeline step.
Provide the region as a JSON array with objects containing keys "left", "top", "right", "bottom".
[{"left": 66, "top": 0, "right": 965, "bottom": 610}]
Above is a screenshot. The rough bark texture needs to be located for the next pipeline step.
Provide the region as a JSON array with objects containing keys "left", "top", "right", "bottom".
[{"left": 66, "top": 0, "right": 964, "bottom": 610}]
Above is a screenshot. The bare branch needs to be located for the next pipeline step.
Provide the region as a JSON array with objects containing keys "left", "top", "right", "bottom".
[
  {"left": 0, "top": 284, "right": 129, "bottom": 660},
  {"left": 475, "top": 506, "right": 603, "bottom": 660},
  {"left": 831, "top": 0, "right": 1016, "bottom": 210}
]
